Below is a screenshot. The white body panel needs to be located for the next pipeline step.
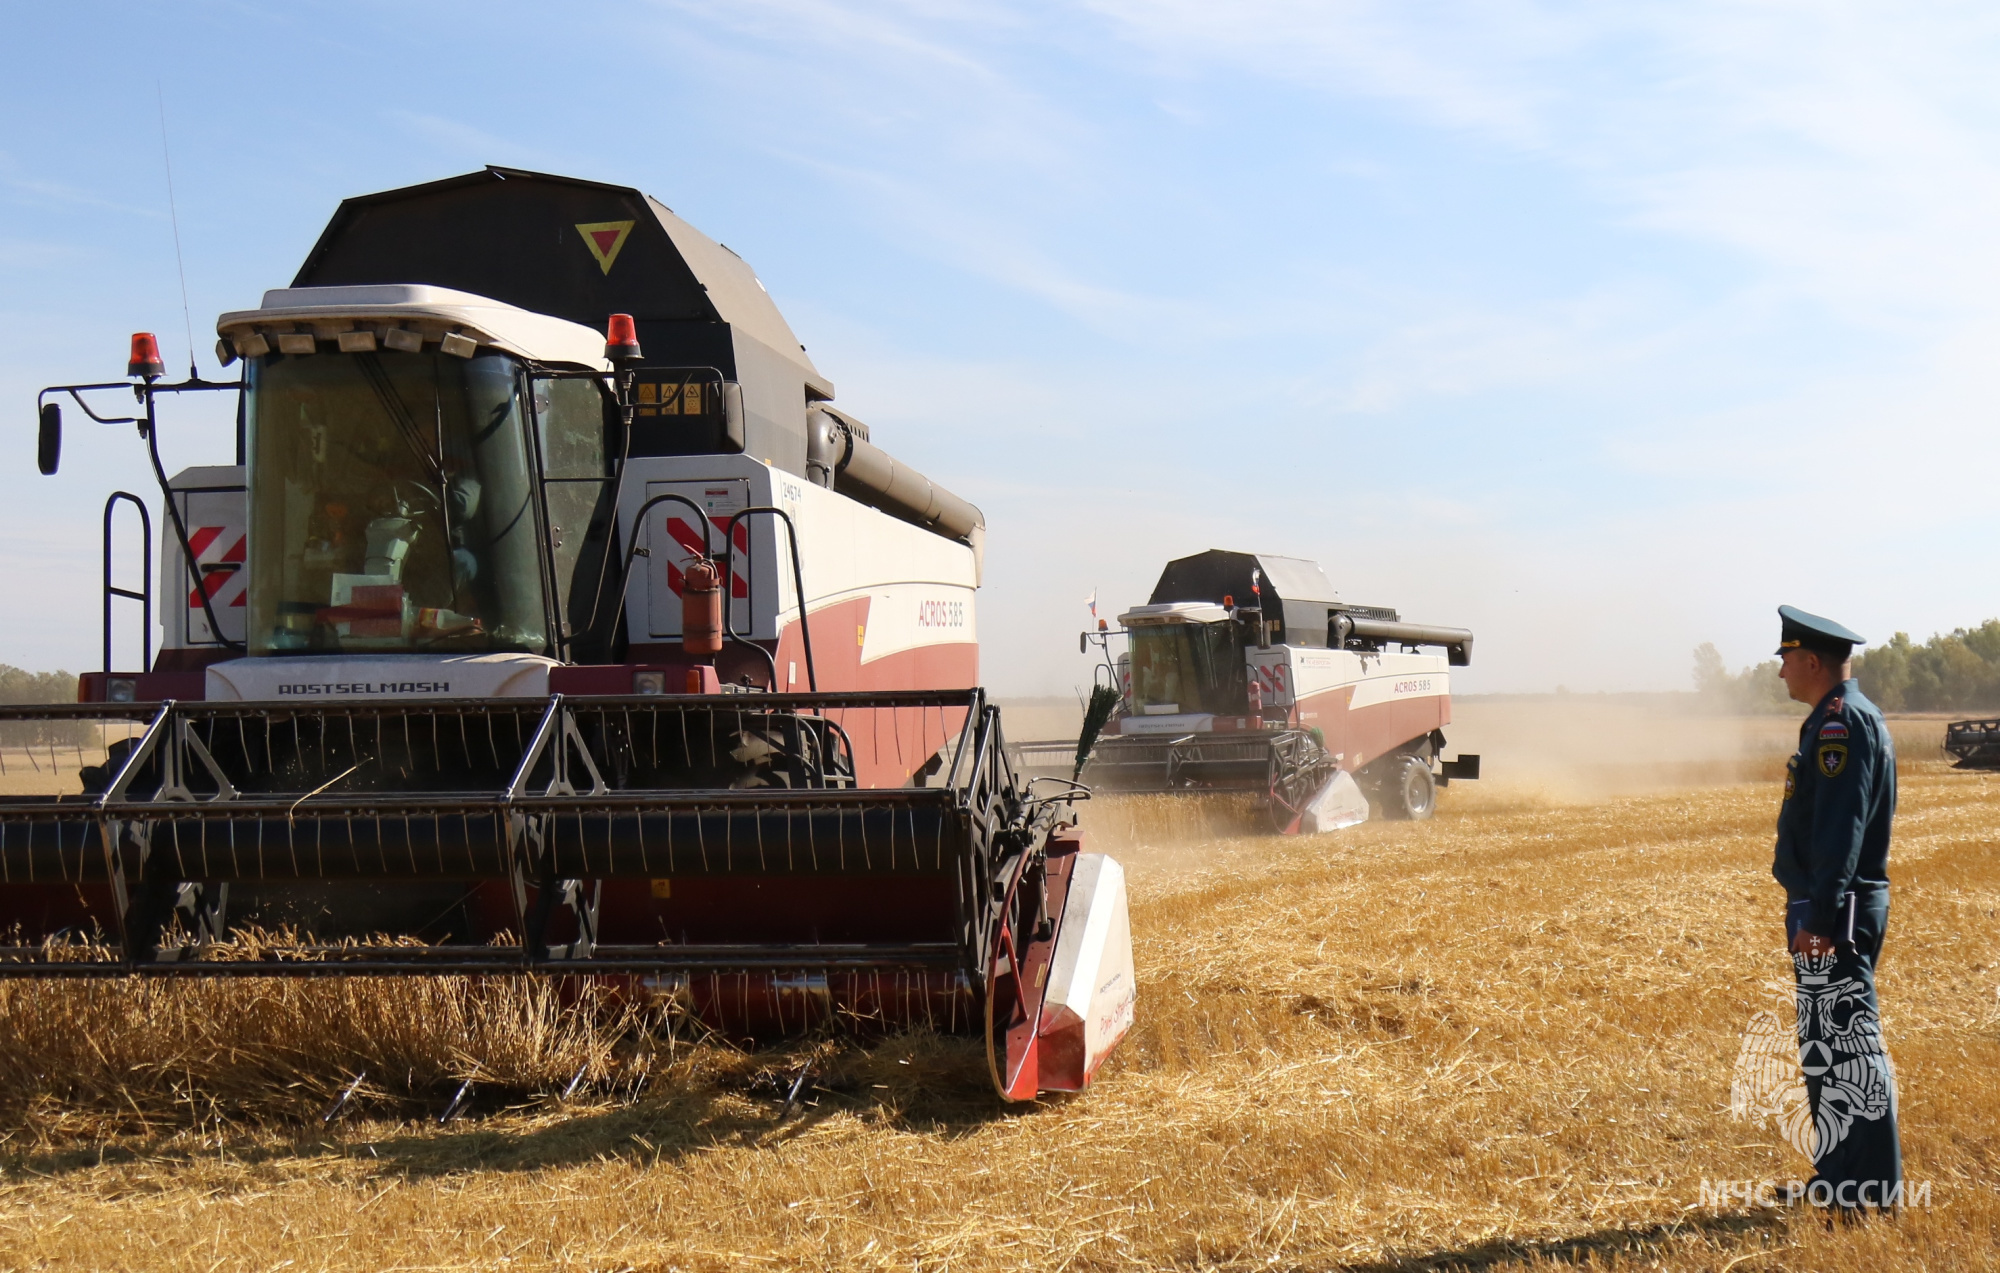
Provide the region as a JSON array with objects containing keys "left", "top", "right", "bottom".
[
  {"left": 856, "top": 584, "right": 974, "bottom": 665},
  {"left": 1246, "top": 645, "right": 1451, "bottom": 716},
  {"left": 206, "top": 653, "right": 559, "bottom": 701},
  {"left": 642, "top": 477, "right": 754, "bottom": 638},
  {"left": 618, "top": 454, "right": 977, "bottom": 649},
  {"left": 163, "top": 466, "right": 248, "bottom": 652},
  {"left": 1037, "top": 853, "right": 1136, "bottom": 1092},
  {"left": 1108, "top": 636, "right": 1452, "bottom": 777}
]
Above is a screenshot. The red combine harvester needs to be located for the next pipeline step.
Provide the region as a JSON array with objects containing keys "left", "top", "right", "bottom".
[
  {"left": 3, "top": 168, "right": 1132, "bottom": 1100},
  {"left": 1024, "top": 551, "right": 1479, "bottom": 832}
]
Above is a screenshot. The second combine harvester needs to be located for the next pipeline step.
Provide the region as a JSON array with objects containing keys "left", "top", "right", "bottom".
[
  {"left": 3, "top": 167, "right": 1132, "bottom": 1101},
  {"left": 1037, "top": 551, "right": 1480, "bottom": 833}
]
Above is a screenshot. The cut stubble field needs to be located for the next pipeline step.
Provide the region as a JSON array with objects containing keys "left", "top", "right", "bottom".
[{"left": 0, "top": 717, "right": 1995, "bottom": 1271}]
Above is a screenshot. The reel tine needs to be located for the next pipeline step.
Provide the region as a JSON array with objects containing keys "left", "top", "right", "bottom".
[
  {"left": 779, "top": 1066, "right": 812, "bottom": 1120},
  {"left": 438, "top": 1078, "right": 473, "bottom": 1125},
  {"left": 322, "top": 1070, "right": 366, "bottom": 1125}
]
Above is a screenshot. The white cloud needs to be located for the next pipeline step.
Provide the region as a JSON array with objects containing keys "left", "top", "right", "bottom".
[
  {"left": 1086, "top": 0, "right": 2000, "bottom": 330},
  {"left": 1083, "top": 0, "right": 1584, "bottom": 145},
  {"left": 665, "top": 0, "right": 1022, "bottom": 79},
  {"left": 383, "top": 112, "right": 554, "bottom": 169},
  {"left": 0, "top": 153, "right": 167, "bottom": 221}
]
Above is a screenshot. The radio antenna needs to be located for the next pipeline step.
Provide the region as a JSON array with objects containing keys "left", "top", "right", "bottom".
[{"left": 156, "top": 82, "right": 198, "bottom": 380}]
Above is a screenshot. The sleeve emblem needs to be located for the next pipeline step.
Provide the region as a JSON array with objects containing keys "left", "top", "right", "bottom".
[
  {"left": 1816, "top": 743, "right": 1848, "bottom": 778},
  {"left": 1817, "top": 719, "right": 1849, "bottom": 740}
]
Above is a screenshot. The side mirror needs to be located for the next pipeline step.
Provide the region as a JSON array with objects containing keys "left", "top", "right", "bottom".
[
  {"left": 1079, "top": 631, "right": 1088, "bottom": 654},
  {"left": 36, "top": 402, "right": 60, "bottom": 475}
]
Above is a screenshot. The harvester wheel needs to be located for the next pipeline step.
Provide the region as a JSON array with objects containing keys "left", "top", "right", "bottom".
[{"left": 1380, "top": 756, "right": 1436, "bottom": 821}]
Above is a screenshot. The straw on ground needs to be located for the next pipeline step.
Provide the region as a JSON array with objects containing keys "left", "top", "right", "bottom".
[{"left": 0, "top": 761, "right": 1994, "bottom": 1271}]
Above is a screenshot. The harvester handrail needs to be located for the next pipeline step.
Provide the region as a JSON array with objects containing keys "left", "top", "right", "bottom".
[
  {"left": 102, "top": 491, "right": 152, "bottom": 675},
  {"left": 599, "top": 491, "right": 716, "bottom": 649},
  {"left": 35, "top": 377, "right": 252, "bottom": 656},
  {"left": 720, "top": 505, "right": 818, "bottom": 692}
]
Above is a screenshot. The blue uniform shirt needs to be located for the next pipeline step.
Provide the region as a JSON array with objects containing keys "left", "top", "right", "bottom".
[{"left": 1772, "top": 678, "right": 1896, "bottom": 937}]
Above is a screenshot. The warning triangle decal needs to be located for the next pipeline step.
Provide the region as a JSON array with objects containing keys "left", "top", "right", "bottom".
[{"left": 575, "top": 220, "right": 636, "bottom": 275}]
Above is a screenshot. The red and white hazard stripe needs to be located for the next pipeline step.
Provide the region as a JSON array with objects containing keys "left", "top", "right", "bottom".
[
  {"left": 185, "top": 525, "right": 248, "bottom": 610},
  {"left": 664, "top": 517, "right": 749, "bottom": 599}
]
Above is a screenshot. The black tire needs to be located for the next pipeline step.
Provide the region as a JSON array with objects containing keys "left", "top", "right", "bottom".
[{"left": 1380, "top": 755, "right": 1437, "bottom": 821}]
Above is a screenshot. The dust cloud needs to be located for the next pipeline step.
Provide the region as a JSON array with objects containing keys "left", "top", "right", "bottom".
[
  {"left": 999, "top": 694, "right": 1953, "bottom": 896},
  {"left": 1004, "top": 692, "right": 1951, "bottom": 809},
  {"left": 1445, "top": 694, "right": 1801, "bottom": 802},
  {"left": 1446, "top": 695, "right": 1948, "bottom": 804}
]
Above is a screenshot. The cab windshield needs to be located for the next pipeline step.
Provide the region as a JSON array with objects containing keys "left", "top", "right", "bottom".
[
  {"left": 1127, "top": 622, "right": 1245, "bottom": 715},
  {"left": 246, "top": 349, "right": 549, "bottom": 655}
]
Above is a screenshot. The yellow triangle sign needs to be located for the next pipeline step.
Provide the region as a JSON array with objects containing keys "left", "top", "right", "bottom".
[{"left": 575, "top": 220, "right": 635, "bottom": 275}]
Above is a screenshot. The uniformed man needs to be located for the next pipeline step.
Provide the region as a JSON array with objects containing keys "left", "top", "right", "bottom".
[{"left": 1771, "top": 605, "right": 1901, "bottom": 1211}]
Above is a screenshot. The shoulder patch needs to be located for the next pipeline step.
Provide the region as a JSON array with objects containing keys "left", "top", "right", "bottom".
[
  {"left": 1818, "top": 719, "right": 1849, "bottom": 740},
  {"left": 1817, "top": 743, "right": 1848, "bottom": 778}
]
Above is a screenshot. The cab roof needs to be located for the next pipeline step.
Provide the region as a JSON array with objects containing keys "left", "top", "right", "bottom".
[{"left": 218, "top": 284, "right": 610, "bottom": 368}]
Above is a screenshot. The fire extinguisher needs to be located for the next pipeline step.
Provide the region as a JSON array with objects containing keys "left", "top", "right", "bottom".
[{"left": 682, "top": 558, "right": 723, "bottom": 657}]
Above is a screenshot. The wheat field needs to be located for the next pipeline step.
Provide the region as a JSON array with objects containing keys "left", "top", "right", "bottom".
[{"left": 0, "top": 724, "right": 1995, "bottom": 1271}]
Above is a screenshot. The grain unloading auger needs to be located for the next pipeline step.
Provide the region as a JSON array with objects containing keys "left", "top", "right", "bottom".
[
  {"left": 1019, "top": 551, "right": 1481, "bottom": 834},
  {"left": 3, "top": 167, "right": 1133, "bottom": 1100}
]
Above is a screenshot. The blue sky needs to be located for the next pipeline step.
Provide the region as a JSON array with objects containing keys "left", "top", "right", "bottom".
[{"left": 5, "top": 1, "right": 1999, "bottom": 694}]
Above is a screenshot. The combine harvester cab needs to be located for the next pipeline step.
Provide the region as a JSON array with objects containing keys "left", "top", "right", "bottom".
[
  {"left": 1029, "top": 550, "right": 1481, "bottom": 833},
  {"left": 3, "top": 167, "right": 1131, "bottom": 1100}
]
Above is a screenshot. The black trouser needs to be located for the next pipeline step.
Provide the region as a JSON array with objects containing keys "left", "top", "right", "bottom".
[{"left": 1787, "top": 890, "right": 1901, "bottom": 1208}]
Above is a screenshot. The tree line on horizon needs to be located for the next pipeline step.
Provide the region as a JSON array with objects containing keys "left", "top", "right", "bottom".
[
  {"left": 0, "top": 664, "right": 85, "bottom": 749},
  {"left": 1695, "top": 619, "right": 2000, "bottom": 715}
]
